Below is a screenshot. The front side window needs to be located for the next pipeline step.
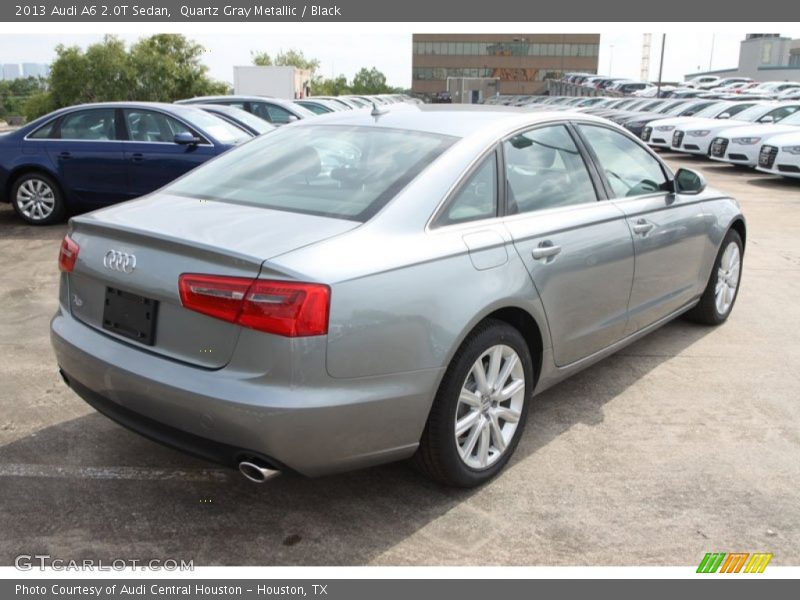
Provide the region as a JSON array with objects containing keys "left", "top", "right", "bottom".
[
  {"left": 577, "top": 125, "right": 669, "bottom": 199},
  {"left": 59, "top": 109, "right": 117, "bottom": 141},
  {"left": 124, "top": 109, "right": 191, "bottom": 143},
  {"left": 166, "top": 125, "right": 455, "bottom": 222},
  {"left": 436, "top": 153, "right": 497, "bottom": 226},
  {"left": 504, "top": 124, "right": 597, "bottom": 214}
]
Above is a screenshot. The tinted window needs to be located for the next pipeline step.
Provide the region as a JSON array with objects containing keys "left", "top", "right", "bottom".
[
  {"left": 125, "top": 109, "right": 192, "bottom": 143},
  {"left": 265, "top": 103, "right": 295, "bottom": 124},
  {"left": 28, "top": 119, "right": 57, "bottom": 139},
  {"left": 59, "top": 109, "right": 117, "bottom": 141},
  {"left": 504, "top": 125, "right": 597, "bottom": 214},
  {"left": 760, "top": 105, "right": 800, "bottom": 122},
  {"left": 437, "top": 153, "right": 497, "bottom": 226},
  {"left": 578, "top": 125, "right": 668, "bottom": 199},
  {"left": 166, "top": 125, "right": 455, "bottom": 222}
]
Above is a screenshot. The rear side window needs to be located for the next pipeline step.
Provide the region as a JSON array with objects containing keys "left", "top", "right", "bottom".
[
  {"left": 60, "top": 109, "right": 117, "bottom": 141},
  {"left": 28, "top": 119, "right": 57, "bottom": 139},
  {"left": 436, "top": 153, "right": 497, "bottom": 226},
  {"left": 578, "top": 124, "right": 668, "bottom": 199},
  {"left": 166, "top": 125, "right": 456, "bottom": 222},
  {"left": 504, "top": 124, "right": 597, "bottom": 214},
  {"left": 252, "top": 102, "right": 295, "bottom": 124}
]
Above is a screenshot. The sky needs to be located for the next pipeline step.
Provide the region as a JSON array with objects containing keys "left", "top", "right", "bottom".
[{"left": 1, "top": 28, "right": 799, "bottom": 88}]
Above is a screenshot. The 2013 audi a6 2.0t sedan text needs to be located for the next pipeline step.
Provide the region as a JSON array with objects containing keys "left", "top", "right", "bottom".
[{"left": 50, "top": 106, "right": 746, "bottom": 487}]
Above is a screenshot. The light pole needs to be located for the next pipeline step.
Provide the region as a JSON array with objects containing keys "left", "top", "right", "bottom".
[{"left": 656, "top": 34, "right": 666, "bottom": 97}]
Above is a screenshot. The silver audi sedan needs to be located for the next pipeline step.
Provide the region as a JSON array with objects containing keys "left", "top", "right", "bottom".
[{"left": 51, "top": 105, "right": 745, "bottom": 487}]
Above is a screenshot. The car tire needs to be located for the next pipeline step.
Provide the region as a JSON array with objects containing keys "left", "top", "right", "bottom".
[
  {"left": 413, "top": 319, "right": 533, "bottom": 487},
  {"left": 686, "top": 228, "right": 743, "bottom": 325},
  {"left": 11, "top": 172, "right": 66, "bottom": 226}
]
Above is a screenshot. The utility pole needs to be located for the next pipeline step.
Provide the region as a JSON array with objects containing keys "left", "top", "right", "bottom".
[
  {"left": 656, "top": 34, "right": 666, "bottom": 97},
  {"left": 709, "top": 34, "right": 715, "bottom": 71}
]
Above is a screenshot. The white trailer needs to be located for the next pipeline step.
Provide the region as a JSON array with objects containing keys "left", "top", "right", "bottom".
[{"left": 233, "top": 66, "right": 312, "bottom": 99}]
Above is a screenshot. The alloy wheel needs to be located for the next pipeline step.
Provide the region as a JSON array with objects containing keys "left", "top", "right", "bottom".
[{"left": 454, "top": 344, "right": 525, "bottom": 469}]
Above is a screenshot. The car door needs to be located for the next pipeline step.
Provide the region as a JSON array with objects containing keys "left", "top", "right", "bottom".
[
  {"left": 122, "top": 108, "right": 217, "bottom": 196},
  {"left": 574, "top": 123, "right": 709, "bottom": 334},
  {"left": 501, "top": 123, "right": 635, "bottom": 367},
  {"left": 44, "top": 107, "right": 128, "bottom": 205}
]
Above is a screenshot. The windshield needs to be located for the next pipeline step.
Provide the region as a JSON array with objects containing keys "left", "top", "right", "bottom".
[
  {"left": 179, "top": 107, "right": 252, "bottom": 144},
  {"left": 779, "top": 111, "right": 800, "bottom": 125},
  {"left": 166, "top": 125, "right": 456, "bottom": 222},
  {"left": 732, "top": 104, "right": 776, "bottom": 122},
  {"left": 693, "top": 102, "right": 729, "bottom": 118}
]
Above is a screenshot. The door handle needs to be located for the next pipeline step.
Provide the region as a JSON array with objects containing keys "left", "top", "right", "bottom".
[
  {"left": 531, "top": 242, "right": 562, "bottom": 261},
  {"left": 58, "top": 152, "right": 71, "bottom": 160},
  {"left": 130, "top": 153, "right": 145, "bottom": 162},
  {"left": 632, "top": 219, "right": 655, "bottom": 235}
]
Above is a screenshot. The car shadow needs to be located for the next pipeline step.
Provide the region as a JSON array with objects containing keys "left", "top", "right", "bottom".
[
  {"left": 744, "top": 176, "right": 800, "bottom": 190},
  {"left": 0, "top": 203, "right": 67, "bottom": 240},
  {"left": 0, "top": 318, "right": 715, "bottom": 566}
]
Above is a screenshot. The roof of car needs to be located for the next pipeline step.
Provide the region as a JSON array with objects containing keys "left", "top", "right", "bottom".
[
  {"left": 176, "top": 95, "right": 293, "bottom": 105},
  {"left": 290, "top": 104, "right": 608, "bottom": 138}
]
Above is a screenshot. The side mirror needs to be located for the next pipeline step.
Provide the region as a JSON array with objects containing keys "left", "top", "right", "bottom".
[
  {"left": 174, "top": 132, "right": 200, "bottom": 145},
  {"left": 718, "top": 112, "right": 731, "bottom": 119},
  {"left": 674, "top": 168, "right": 706, "bottom": 195},
  {"left": 759, "top": 115, "right": 774, "bottom": 124},
  {"left": 287, "top": 115, "right": 299, "bottom": 122}
]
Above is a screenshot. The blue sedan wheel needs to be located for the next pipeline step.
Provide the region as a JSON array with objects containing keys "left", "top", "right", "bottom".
[{"left": 12, "top": 173, "right": 65, "bottom": 225}]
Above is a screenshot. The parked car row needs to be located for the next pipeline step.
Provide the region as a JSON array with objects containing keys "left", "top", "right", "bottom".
[{"left": 0, "top": 93, "right": 419, "bottom": 224}]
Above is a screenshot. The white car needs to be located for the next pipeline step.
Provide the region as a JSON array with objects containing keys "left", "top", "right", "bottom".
[
  {"left": 670, "top": 103, "right": 800, "bottom": 156},
  {"left": 708, "top": 110, "right": 800, "bottom": 166},
  {"left": 642, "top": 101, "right": 760, "bottom": 148},
  {"left": 698, "top": 77, "right": 752, "bottom": 91},
  {"left": 755, "top": 131, "right": 800, "bottom": 178},
  {"left": 741, "top": 81, "right": 800, "bottom": 98},
  {"left": 684, "top": 75, "right": 720, "bottom": 89}
]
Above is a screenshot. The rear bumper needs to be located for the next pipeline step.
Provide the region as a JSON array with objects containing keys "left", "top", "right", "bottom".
[{"left": 51, "top": 304, "right": 442, "bottom": 476}]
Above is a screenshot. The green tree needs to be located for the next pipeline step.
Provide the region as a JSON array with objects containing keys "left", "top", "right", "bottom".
[
  {"left": 251, "top": 51, "right": 273, "bottom": 66},
  {"left": 0, "top": 76, "right": 48, "bottom": 119},
  {"left": 252, "top": 48, "right": 320, "bottom": 74},
  {"left": 351, "top": 67, "right": 391, "bottom": 94},
  {"left": 129, "top": 34, "right": 227, "bottom": 102},
  {"left": 311, "top": 74, "right": 351, "bottom": 96},
  {"left": 25, "top": 34, "right": 228, "bottom": 120}
]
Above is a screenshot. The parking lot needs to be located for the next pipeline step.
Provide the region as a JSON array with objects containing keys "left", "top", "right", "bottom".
[{"left": 1, "top": 154, "right": 798, "bottom": 566}]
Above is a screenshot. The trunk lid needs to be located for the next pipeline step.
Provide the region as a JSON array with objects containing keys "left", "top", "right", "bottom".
[{"left": 67, "top": 194, "right": 358, "bottom": 368}]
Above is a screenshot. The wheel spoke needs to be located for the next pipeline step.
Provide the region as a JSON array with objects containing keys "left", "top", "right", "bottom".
[
  {"left": 459, "top": 419, "right": 483, "bottom": 459},
  {"left": 494, "top": 353, "right": 518, "bottom": 391},
  {"left": 495, "top": 406, "right": 520, "bottom": 424},
  {"left": 459, "top": 388, "right": 482, "bottom": 408},
  {"left": 486, "top": 346, "right": 503, "bottom": 390},
  {"left": 455, "top": 410, "right": 481, "bottom": 437},
  {"left": 471, "top": 361, "right": 490, "bottom": 395},
  {"left": 477, "top": 422, "right": 490, "bottom": 467},
  {"left": 489, "top": 413, "right": 506, "bottom": 452},
  {"left": 497, "top": 378, "right": 524, "bottom": 401}
]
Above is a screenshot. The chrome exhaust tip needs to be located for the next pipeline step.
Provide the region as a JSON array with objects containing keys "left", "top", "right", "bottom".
[{"left": 238, "top": 460, "right": 281, "bottom": 483}]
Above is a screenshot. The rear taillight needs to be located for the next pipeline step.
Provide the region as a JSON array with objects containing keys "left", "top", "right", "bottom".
[
  {"left": 178, "top": 274, "right": 330, "bottom": 337},
  {"left": 58, "top": 235, "right": 80, "bottom": 272}
]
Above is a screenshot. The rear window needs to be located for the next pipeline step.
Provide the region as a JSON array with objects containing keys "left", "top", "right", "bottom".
[{"left": 166, "top": 125, "right": 456, "bottom": 222}]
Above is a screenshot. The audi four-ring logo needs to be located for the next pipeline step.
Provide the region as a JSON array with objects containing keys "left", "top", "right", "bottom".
[{"left": 103, "top": 250, "right": 137, "bottom": 273}]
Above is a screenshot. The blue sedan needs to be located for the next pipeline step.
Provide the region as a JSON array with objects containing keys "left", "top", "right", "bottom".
[{"left": 0, "top": 102, "right": 252, "bottom": 224}]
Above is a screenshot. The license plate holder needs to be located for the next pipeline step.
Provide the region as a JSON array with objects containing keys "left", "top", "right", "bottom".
[{"left": 102, "top": 287, "right": 158, "bottom": 346}]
